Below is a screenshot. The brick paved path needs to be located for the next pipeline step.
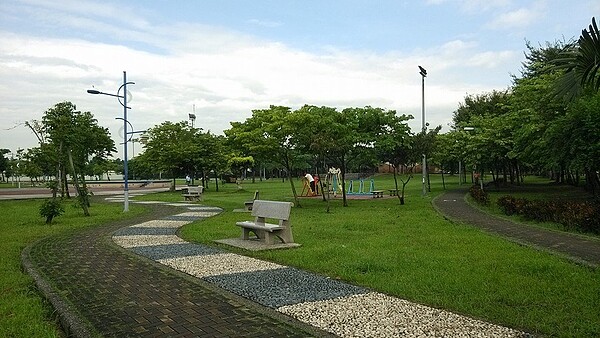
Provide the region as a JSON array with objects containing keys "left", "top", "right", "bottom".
[
  {"left": 433, "top": 189, "right": 600, "bottom": 267},
  {"left": 22, "top": 204, "right": 326, "bottom": 337}
]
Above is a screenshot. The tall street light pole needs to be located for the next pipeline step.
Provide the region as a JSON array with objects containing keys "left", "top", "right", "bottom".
[
  {"left": 419, "top": 66, "right": 427, "bottom": 196},
  {"left": 87, "top": 71, "right": 135, "bottom": 212}
]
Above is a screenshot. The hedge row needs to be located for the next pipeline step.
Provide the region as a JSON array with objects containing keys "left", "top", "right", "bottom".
[
  {"left": 497, "top": 195, "right": 600, "bottom": 234},
  {"left": 469, "top": 185, "right": 489, "bottom": 205}
]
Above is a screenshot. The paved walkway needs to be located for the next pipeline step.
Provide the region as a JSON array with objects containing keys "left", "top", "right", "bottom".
[
  {"left": 21, "top": 193, "right": 528, "bottom": 337},
  {"left": 22, "top": 201, "right": 322, "bottom": 337},
  {"left": 433, "top": 189, "right": 600, "bottom": 267}
]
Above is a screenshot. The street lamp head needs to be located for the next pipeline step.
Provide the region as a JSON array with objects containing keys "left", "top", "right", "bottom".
[
  {"left": 87, "top": 89, "right": 101, "bottom": 94},
  {"left": 418, "top": 66, "right": 427, "bottom": 77}
]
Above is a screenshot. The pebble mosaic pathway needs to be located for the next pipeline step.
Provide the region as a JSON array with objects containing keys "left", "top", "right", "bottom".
[{"left": 110, "top": 197, "right": 528, "bottom": 338}]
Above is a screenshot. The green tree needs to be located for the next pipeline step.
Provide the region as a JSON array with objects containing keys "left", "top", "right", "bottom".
[
  {"left": 452, "top": 90, "right": 511, "bottom": 128},
  {"left": 225, "top": 106, "right": 303, "bottom": 206},
  {"left": 373, "top": 111, "right": 414, "bottom": 204},
  {"left": 142, "top": 121, "right": 197, "bottom": 190},
  {"left": 554, "top": 17, "right": 600, "bottom": 100},
  {"left": 42, "top": 102, "right": 115, "bottom": 214},
  {"left": 0, "top": 149, "right": 10, "bottom": 182},
  {"left": 288, "top": 105, "right": 341, "bottom": 210}
]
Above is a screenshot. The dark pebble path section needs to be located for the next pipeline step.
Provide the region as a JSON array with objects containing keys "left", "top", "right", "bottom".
[{"left": 23, "top": 205, "right": 328, "bottom": 337}]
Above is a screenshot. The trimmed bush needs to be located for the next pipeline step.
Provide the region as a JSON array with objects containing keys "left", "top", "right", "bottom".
[
  {"left": 469, "top": 185, "right": 489, "bottom": 205},
  {"left": 497, "top": 195, "right": 600, "bottom": 234},
  {"left": 39, "top": 198, "right": 64, "bottom": 224}
]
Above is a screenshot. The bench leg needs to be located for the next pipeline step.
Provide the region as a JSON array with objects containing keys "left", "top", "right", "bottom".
[
  {"left": 275, "top": 228, "right": 294, "bottom": 244},
  {"left": 243, "top": 228, "right": 266, "bottom": 241},
  {"left": 242, "top": 228, "right": 252, "bottom": 240},
  {"left": 264, "top": 232, "right": 275, "bottom": 245}
]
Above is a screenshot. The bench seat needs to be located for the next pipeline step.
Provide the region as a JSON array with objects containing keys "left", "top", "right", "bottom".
[
  {"left": 371, "top": 190, "right": 384, "bottom": 198},
  {"left": 235, "top": 200, "right": 294, "bottom": 245},
  {"left": 182, "top": 186, "right": 203, "bottom": 201}
]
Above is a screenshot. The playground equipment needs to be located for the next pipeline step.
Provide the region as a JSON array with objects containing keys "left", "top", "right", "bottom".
[
  {"left": 325, "top": 168, "right": 343, "bottom": 196},
  {"left": 300, "top": 175, "right": 319, "bottom": 196},
  {"left": 347, "top": 178, "right": 375, "bottom": 195}
]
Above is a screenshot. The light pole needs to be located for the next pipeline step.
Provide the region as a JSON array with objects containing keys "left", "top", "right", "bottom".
[
  {"left": 189, "top": 113, "right": 196, "bottom": 128},
  {"left": 87, "top": 71, "right": 135, "bottom": 212},
  {"left": 419, "top": 66, "right": 427, "bottom": 196}
]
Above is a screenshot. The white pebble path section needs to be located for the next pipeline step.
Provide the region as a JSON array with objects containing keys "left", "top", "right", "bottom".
[
  {"left": 112, "top": 234, "right": 187, "bottom": 248},
  {"left": 109, "top": 197, "right": 527, "bottom": 338},
  {"left": 132, "top": 220, "right": 190, "bottom": 228},
  {"left": 159, "top": 253, "right": 284, "bottom": 278},
  {"left": 278, "top": 292, "right": 523, "bottom": 338}
]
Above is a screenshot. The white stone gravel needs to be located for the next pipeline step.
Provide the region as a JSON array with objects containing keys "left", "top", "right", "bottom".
[
  {"left": 108, "top": 199, "right": 527, "bottom": 337},
  {"left": 278, "top": 292, "right": 526, "bottom": 338},
  {"left": 129, "top": 220, "right": 191, "bottom": 228},
  {"left": 174, "top": 211, "right": 221, "bottom": 218},
  {"left": 159, "top": 253, "right": 284, "bottom": 278},
  {"left": 112, "top": 235, "right": 187, "bottom": 248},
  {"left": 165, "top": 203, "right": 199, "bottom": 207}
]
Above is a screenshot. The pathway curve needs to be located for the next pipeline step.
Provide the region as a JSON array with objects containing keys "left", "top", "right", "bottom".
[
  {"left": 22, "top": 194, "right": 528, "bottom": 337},
  {"left": 433, "top": 189, "right": 600, "bottom": 267}
]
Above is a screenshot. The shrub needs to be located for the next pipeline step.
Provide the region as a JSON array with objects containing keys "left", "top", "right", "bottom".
[
  {"left": 497, "top": 195, "right": 600, "bottom": 234},
  {"left": 469, "top": 185, "right": 489, "bottom": 205},
  {"left": 497, "top": 195, "right": 527, "bottom": 215},
  {"left": 39, "top": 198, "right": 64, "bottom": 224}
]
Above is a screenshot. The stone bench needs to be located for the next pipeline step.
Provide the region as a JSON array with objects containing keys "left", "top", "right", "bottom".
[
  {"left": 244, "top": 190, "right": 260, "bottom": 211},
  {"left": 182, "top": 186, "right": 203, "bottom": 201},
  {"left": 371, "top": 190, "right": 384, "bottom": 198},
  {"left": 235, "top": 200, "right": 294, "bottom": 245}
]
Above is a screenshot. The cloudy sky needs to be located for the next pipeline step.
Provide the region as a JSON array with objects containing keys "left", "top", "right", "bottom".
[{"left": 0, "top": 0, "right": 597, "bottom": 158}]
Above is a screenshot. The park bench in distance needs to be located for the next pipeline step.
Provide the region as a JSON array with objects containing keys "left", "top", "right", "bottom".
[
  {"left": 244, "top": 190, "right": 260, "bottom": 211},
  {"left": 371, "top": 190, "right": 384, "bottom": 198},
  {"left": 182, "top": 186, "right": 203, "bottom": 201},
  {"left": 236, "top": 200, "right": 294, "bottom": 245}
]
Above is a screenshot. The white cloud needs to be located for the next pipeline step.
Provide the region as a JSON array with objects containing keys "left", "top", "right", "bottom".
[
  {"left": 486, "top": 1, "right": 546, "bottom": 30},
  {"left": 247, "top": 19, "right": 283, "bottom": 28},
  {"left": 0, "top": 2, "right": 522, "bottom": 158}
]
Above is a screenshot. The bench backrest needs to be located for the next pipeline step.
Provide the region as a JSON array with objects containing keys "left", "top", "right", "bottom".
[
  {"left": 251, "top": 200, "right": 292, "bottom": 221},
  {"left": 188, "top": 186, "right": 203, "bottom": 194}
]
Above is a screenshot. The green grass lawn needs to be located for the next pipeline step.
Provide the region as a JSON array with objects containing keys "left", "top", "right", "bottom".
[
  {"left": 0, "top": 197, "right": 146, "bottom": 338},
  {"left": 3, "top": 174, "right": 600, "bottom": 337},
  {"left": 157, "top": 174, "right": 599, "bottom": 337}
]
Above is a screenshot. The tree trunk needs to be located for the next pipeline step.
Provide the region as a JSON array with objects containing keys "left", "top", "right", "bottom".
[
  {"left": 214, "top": 169, "right": 219, "bottom": 192},
  {"left": 340, "top": 155, "right": 348, "bottom": 207},
  {"left": 171, "top": 170, "right": 176, "bottom": 191},
  {"left": 284, "top": 155, "right": 301, "bottom": 207},
  {"left": 67, "top": 149, "right": 89, "bottom": 216},
  {"left": 441, "top": 167, "right": 446, "bottom": 190},
  {"left": 62, "top": 167, "right": 70, "bottom": 199},
  {"left": 81, "top": 174, "right": 90, "bottom": 207}
]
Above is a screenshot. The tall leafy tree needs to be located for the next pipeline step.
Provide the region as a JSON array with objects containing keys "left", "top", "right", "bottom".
[
  {"left": 225, "top": 106, "right": 303, "bottom": 206},
  {"left": 42, "top": 102, "right": 115, "bottom": 214},
  {"left": 0, "top": 149, "right": 9, "bottom": 182},
  {"left": 288, "top": 105, "right": 341, "bottom": 210},
  {"left": 373, "top": 111, "right": 414, "bottom": 204},
  {"left": 142, "top": 121, "right": 197, "bottom": 190}
]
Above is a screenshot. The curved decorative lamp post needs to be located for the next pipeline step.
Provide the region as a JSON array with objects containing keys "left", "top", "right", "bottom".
[{"left": 87, "top": 71, "right": 135, "bottom": 212}]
